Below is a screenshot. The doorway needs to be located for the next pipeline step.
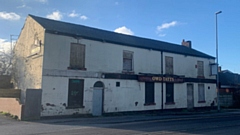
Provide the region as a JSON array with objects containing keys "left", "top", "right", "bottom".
[
  {"left": 187, "top": 84, "right": 194, "bottom": 110},
  {"left": 92, "top": 81, "right": 104, "bottom": 116}
]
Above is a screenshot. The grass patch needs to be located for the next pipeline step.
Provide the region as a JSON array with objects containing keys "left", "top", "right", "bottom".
[{"left": 0, "top": 111, "right": 19, "bottom": 120}]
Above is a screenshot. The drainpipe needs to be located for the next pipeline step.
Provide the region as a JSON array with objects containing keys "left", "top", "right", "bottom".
[{"left": 161, "top": 51, "right": 164, "bottom": 111}]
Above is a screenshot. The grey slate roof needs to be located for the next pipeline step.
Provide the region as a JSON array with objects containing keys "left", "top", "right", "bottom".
[
  {"left": 29, "top": 14, "right": 214, "bottom": 59},
  {"left": 219, "top": 71, "right": 240, "bottom": 87}
]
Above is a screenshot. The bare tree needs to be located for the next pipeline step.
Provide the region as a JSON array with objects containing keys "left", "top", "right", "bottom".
[
  {"left": 0, "top": 36, "right": 18, "bottom": 75},
  {"left": 0, "top": 49, "right": 12, "bottom": 75}
]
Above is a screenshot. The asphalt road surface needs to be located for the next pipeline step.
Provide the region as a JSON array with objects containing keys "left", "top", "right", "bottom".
[{"left": 1, "top": 111, "right": 240, "bottom": 135}]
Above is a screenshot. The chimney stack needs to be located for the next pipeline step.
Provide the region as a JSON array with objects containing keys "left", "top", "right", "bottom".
[
  {"left": 181, "top": 39, "right": 192, "bottom": 48},
  {"left": 218, "top": 66, "right": 221, "bottom": 72}
]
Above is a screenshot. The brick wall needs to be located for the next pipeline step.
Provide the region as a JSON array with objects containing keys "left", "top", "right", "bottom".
[
  {"left": 0, "top": 89, "right": 42, "bottom": 120},
  {"left": 0, "top": 98, "right": 22, "bottom": 119}
]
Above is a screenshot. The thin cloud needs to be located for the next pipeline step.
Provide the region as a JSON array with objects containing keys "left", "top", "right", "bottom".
[
  {"left": 157, "top": 21, "right": 178, "bottom": 31},
  {"left": 80, "top": 15, "right": 88, "bottom": 20},
  {"left": 46, "top": 11, "right": 63, "bottom": 20},
  {"left": 68, "top": 10, "right": 79, "bottom": 18},
  {"left": 36, "top": 0, "right": 48, "bottom": 4},
  {"left": 156, "top": 21, "right": 178, "bottom": 37},
  {"left": 17, "top": 4, "right": 31, "bottom": 9},
  {"left": 114, "top": 26, "right": 134, "bottom": 35},
  {"left": 0, "top": 12, "right": 20, "bottom": 21},
  {"left": 17, "top": 4, "right": 26, "bottom": 8},
  {"left": 158, "top": 34, "right": 166, "bottom": 37}
]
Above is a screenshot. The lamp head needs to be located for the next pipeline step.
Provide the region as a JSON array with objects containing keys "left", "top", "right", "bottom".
[{"left": 216, "top": 11, "right": 222, "bottom": 14}]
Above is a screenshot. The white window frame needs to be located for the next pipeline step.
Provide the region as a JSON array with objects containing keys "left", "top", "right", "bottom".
[
  {"left": 165, "top": 56, "right": 173, "bottom": 75},
  {"left": 123, "top": 50, "right": 134, "bottom": 72},
  {"left": 197, "top": 61, "right": 204, "bottom": 77}
]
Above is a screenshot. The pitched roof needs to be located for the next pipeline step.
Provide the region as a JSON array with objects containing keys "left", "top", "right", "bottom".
[
  {"left": 29, "top": 14, "right": 214, "bottom": 59},
  {"left": 219, "top": 71, "right": 240, "bottom": 86}
]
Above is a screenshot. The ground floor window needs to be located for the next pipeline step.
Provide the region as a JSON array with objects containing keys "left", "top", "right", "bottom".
[
  {"left": 166, "top": 83, "right": 174, "bottom": 103},
  {"left": 145, "top": 82, "right": 155, "bottom": 105},
  {"left": 68, "top": 79, "right": 84, "bottom": 108},
  {"left": 198, "top": 84, "right": 205, "bottom": 102}
]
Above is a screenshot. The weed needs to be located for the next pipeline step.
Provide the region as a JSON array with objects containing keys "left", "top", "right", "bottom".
[
  {"left": 2, "top": 112, "right": 11, "bottom": 116},
  {"left": 0, "top": 111, "right": 19, "bottom": 120}
]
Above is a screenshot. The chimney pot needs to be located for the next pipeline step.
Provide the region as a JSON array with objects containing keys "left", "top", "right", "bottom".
[{"left": 181, "top": 39, "right": 192, "bottom": 48}]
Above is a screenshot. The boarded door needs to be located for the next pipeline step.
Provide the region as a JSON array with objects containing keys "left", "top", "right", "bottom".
[
  {"left": 68, "top": 79, "right": 84, "bottom": 107},
  {"left": 92, "top": 81, "right": 104, "bottom": 116},
  {"left": 187, "top": 84, "right": 194, "bottom": 109},
  {"left": 145, "top": 82, "right": 155, "bottom": 104}
]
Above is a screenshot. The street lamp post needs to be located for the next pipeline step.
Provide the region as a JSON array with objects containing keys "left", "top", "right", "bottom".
[
  {"left": 10, "top": 35, "right": 18, "bottom": 55},
  {"left": 216, "top": 11, "right": 222, "bottom": 112}
]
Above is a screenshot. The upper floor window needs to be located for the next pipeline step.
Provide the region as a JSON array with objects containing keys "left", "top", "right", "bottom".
[
  {"left": 165, "top": 56, "right": 173, "bottom": 74},
  {"left": 197, "top": 61, "right": 204, "bottom": 77},
  {"left": 123, "top": 50, "right": 133, "bottom": 72},
  {"left": 69, "top": 43, "right": 86, "bottom": 70}
]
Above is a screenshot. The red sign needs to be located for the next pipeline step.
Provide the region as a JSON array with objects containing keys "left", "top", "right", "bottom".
[{"left": 138, "top": 76, "right": 184, "bottom": 83}]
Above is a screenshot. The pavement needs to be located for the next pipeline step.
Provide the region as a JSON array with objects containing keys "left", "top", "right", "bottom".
[
  {"left": 1, "top": 109, "right": 240, "bottom": 135},
  {"left": 0, "top": 113, "right": 21, "bottom": 126},
  {"left": 1, "top": 108, "right": 240, "bottom": 125},
  {"left": 36, "top": 108, "right": 240, "bottom": 125}
]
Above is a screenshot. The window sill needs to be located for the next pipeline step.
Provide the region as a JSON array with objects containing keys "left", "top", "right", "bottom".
[
  {"left": 144, "top": 103, "right": 156, "bottom": 106},
  {"left": 198, "top": 101, "right": 206, "bottom": 103},
  {"left": 68, "top": 67, "right": 87, "bottom": 70},
  {"left": 165, "top": 102, "right": 175, "bottom": 105},
  {"left": 66, "top": 106, "right": 85, "bottom": 109}
]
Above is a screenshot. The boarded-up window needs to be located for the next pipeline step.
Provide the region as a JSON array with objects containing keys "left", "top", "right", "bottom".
[
  {"left": 166, "top": 83, "right": 174, "bottom": 103},
  {"left": 198, "top": 84, "right": 205, "bottom": 102},
  {"left": 197, "top": 61, "right": 204, "bottom": 77},
  {"left": 123, "top": 51, "right": 133, "bottom": 71},
  {"left": 145, "top": 82, "right": 155, "bottom": 104},
  {"left": 68, "top": 79, "right": 84, "bottom": 107},
  {"left": 165, "top": 56, "right": 173, "bottom": 74},
  {"left": 70, "top": 43, "right": 85, "bottom": 69}
]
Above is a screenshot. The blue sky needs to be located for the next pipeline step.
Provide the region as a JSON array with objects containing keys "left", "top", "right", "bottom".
[{"left": 0, "top": 0, "right": 239, "bottom": 73}]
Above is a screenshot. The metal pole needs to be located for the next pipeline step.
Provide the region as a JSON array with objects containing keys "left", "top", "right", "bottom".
[
  {"left": 10, "top": 35, "right": 18, "bottom": 58},
  {"left": 216, "top": 11, "right": 222, "bottom": 112},
  {"left": 10, "top": 35, "right": 13, "bottom": 57}
]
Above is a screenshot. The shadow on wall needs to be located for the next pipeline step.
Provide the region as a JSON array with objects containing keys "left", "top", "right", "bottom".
[{"left": 0, "top": 75, "right": 13, "bottom": 89}]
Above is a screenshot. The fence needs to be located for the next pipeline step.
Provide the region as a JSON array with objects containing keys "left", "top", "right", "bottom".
[{"left": 219, "top": 94, "right": 233, "bottom": 107}]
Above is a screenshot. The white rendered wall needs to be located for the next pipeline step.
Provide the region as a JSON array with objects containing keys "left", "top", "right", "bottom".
[
  {"left": 43, "top": 33, "right": 161, "bottom": 74},
  {"left": 163, "top": 52, "right": 215, "bottom": 79},
  {"left": 102, "top": 79, "right": 162, "bottom": 113},
  {"left": 40, "top": 33, "right": 216, "bottom": 116},
  {"left": 163, "top": 83, "right": 216, "bottom": 109},
  {"left": 41, "top": 76, "right": 163, "bottom": 116}
]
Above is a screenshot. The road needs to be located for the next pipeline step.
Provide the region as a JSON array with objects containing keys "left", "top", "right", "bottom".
[{"left": 1, "top": 111, "right": 240, "bottom": 135}]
